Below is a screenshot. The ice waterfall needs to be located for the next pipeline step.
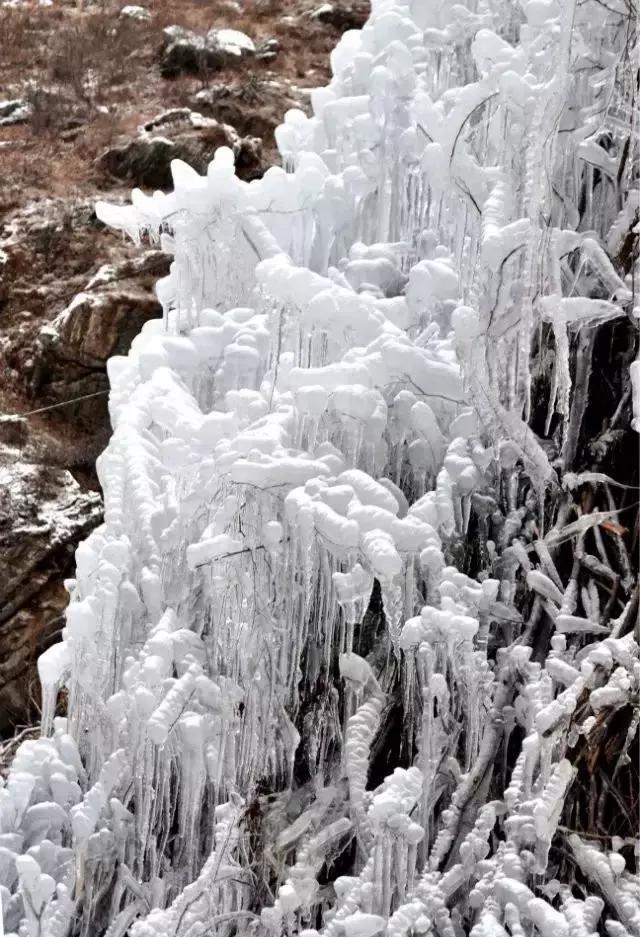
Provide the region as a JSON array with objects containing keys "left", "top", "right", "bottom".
[{"left": 2, "top": 1, "right": 639, "bottom": 936}]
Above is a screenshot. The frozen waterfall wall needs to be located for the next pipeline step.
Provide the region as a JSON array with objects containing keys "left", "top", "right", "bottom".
[{"left": 2, "top": 1, "right": 639, "bottom": 937}]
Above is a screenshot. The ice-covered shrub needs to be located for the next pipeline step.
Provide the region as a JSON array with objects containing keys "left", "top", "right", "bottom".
[{"left": 1, "top": 0, "right": 638, "bottom": 936}]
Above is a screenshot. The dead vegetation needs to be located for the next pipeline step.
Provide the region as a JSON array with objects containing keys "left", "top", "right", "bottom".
[{"left": 0, "top": 0, "right": 352, "bottom": 211}]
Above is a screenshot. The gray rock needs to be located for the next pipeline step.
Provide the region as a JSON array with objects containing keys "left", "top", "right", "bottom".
[
  {"left": 191, "top": 78, "right": 309, "bottom": 153},
  {"left": 207, "top": 27, "right": 255, "bottom": 61},
  {"left": 119, "top": 4, "right": 152, "bottom": 21},
  {"left": 160, "top": 25, "right": 256, "bottom": 78},
  {"left": 0, "top": 417, "right": 29, "bottom": 449},
  {"left": 33, "top": 249, "right": 169, "bottom": 392},
  {"left": 256, "top": 38, "right": 280, "bottom": 62},
  {"left": 99, "top": 135, "right": 178, "bottom": 189},
  {"left": 0, "top": 461, "right": 102, "bottom": 729},
  {"left": 159, "top": 25, "right": 206, "bottom": 77},
  {"left": 98, "top": 109, "right": 263, "bottom": 188},
  {"left": 24, "top": 246, "right": 169, "bottom": 421},
  {"left": 0, "top": 99, "right": 30, "bottom": 127},
  {"left": 143, "top": 107, "right": 192, "bottom": 132},
  {"left": 310, "top": 2, "right": 369, "bottom": 30},
  {"left": 46, "top": 289, "right": 162, "bottom": 368}
]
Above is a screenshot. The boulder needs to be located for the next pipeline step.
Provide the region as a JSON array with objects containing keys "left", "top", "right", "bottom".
[
  {"left": 310, "top": 2, "right": 369, "bottom": 30},
  {"left": 0, "top": 198, "right": 112, "bottom": 387},
  {"left": 0, "top": 99, "right": 30, "bottom": 127},
  {"left": 191, "top": 79, "right": 309, "bottom": 158},
  {"left": 98, "top": 108, "right": 263, "bottom": 187},
  {"left": 32, "top": 249, "right": 168, "bottom": 393},
  {"left": 0, "top": 461, "right": 102, "bottom": 729},
  {"left": 160, "top": 25, "right": 256, "bottom": 78},
  {"left": 0, "top": 198, "right": 170, "bottom": 436},
  {"left": 255, "top": 38, "right": 280, "bottom": 62},
  {"left": 119, "top": 4, "right": 152, "bottom": 21},
  {"left": 0, "top": 416, "right": 29, "bottom": 449},
  {"left": 1, "top": 88, "right": 90, "bottom": 134},
  {"left": 44, "top": 289, "right": 161, "bottom": 368}
]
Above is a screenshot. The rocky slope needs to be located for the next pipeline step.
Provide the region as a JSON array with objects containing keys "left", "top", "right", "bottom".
[{"left": 0, "top": 0, "right": 369, "bottom": 732}]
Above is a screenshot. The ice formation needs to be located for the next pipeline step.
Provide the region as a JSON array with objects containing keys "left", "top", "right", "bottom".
[{"left": 2, "top": 1, "right": 639, "bottom": 936}]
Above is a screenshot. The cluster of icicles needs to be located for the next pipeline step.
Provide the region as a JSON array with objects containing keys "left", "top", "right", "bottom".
[{"left": 2, "top": 0, "right": 639, "bottom": 936}]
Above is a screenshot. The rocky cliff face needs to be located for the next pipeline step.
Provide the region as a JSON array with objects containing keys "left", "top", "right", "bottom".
[
  {"left": 0, "top": 461, "right": 102, "bottom": 730},
  {"left": 0, "top": 0, "right": 369, "bottom": 734}
]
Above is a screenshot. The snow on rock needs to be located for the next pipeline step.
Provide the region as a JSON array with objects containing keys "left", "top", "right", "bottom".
[
  {"left": 98, "top": 108, "right": 263, "bottom": 188},
  {"left": 0, "top": 98, "right": 31, "bottom": 126},
  {"left": 211, "top": 28, "right": 255, "bottom": 57},
  {"left": 119, "top": 5, "right": 151, "bottom": 21},
  {"left": 160, "top": 25, "right": 256, "bottom": 78}
]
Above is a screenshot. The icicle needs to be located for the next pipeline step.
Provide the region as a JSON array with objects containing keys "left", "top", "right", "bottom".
[{"left": 1, "top": 6, "right": 636, "bottom": 937}]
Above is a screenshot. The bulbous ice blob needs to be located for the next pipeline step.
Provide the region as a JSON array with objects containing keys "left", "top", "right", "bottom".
[
  {"left": 360, "top": 528, "right": 402, "bottom": 580},
  {"left": 451, "top": 305, "right": 482, "bottom": 342},
  {"left": 524, "top": 0, "right": 561, "bottom": 28},
  {"left": 211, "top": 145, "right": 235, "bottom": 171},
  {"left": 342, "top": 913, "right": 386, "bottom": 937}
]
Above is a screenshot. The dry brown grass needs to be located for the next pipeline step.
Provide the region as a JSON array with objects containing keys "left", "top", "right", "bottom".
[
  {"left": 0, "top": 0, "right": 341, "bottom": 204},
  {"left": 0, "top": 7, "right": 58, "bottom": 74}
]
